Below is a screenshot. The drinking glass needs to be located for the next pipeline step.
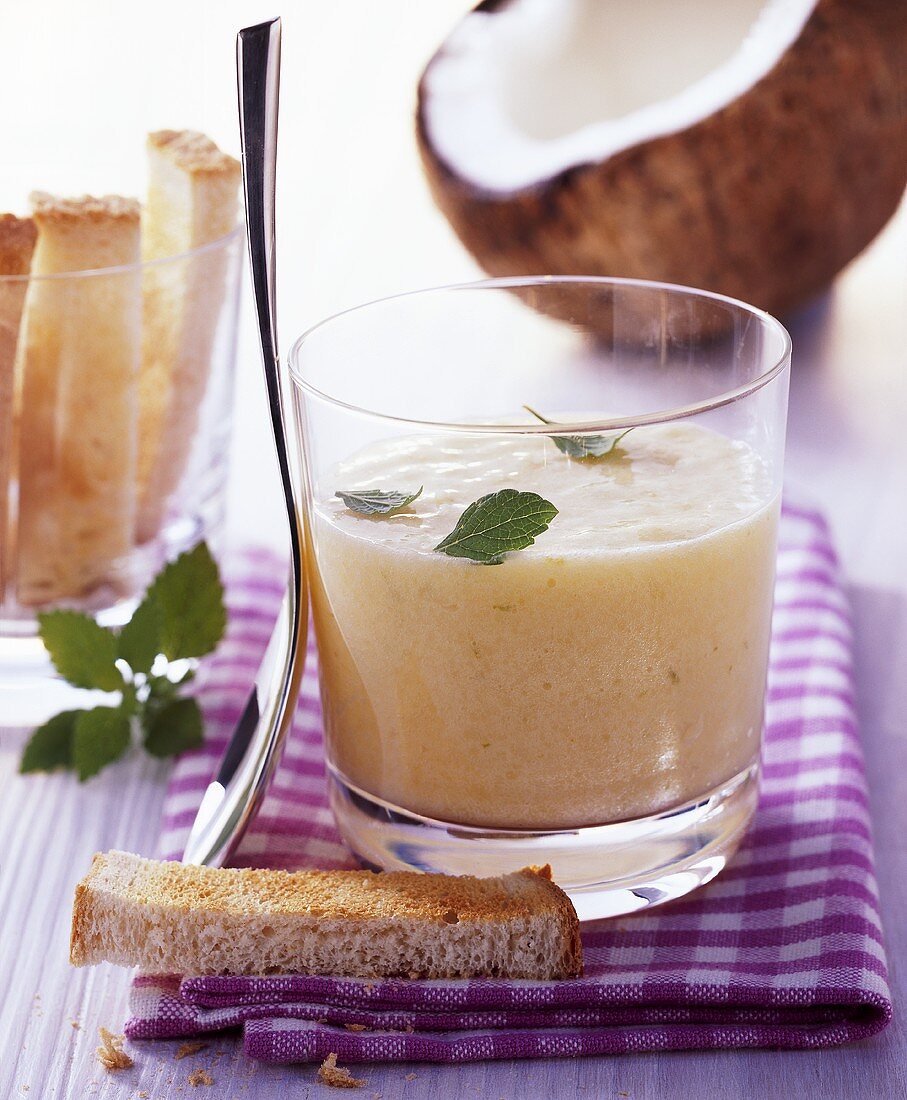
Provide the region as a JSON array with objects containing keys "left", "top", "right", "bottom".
[
  {"left": 0, "top": 228, "right": 243, "bottom": 726},
  {"left": 290, "top": 277, "right": 790, "bottom": 920}
]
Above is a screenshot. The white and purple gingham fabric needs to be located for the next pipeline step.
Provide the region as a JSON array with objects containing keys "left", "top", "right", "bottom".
[{"left": 126, "top": 503, "right": 892, "bottom": 1061}]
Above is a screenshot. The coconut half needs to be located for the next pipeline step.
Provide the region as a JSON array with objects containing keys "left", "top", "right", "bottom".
[{"left": 417, "top": 0, "right": 906, "bottom": 319}]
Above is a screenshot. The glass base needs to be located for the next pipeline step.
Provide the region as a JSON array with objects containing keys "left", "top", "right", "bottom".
[
  {"left": 328, "top": 762, "right": 759, "bottom": 921},
  {"left": 0, "top": 507, "right": 222, "bottom": 729}
]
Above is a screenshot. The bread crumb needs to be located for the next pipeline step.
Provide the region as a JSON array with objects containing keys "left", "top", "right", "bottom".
[
  {"left": 97, "top": 1028, "right": 133, "bottom": 1071},
  {"left": 71, "top": 1020, "right": 81, "bottom": 1030},
  {"left": 344, "top": 1023, "right": 368, "bottom": 1032},
  {"left": 317, "top": 1053, "right": 366, "bottom": 1089},
  {"left": 188, "top": 1068, "right": 213, "bottom": 1086},
  {"left": 138, "top": 1092, "right": 149, "bottom": 1098},
  {"left": 175, "top": 1042, "right": 209, "bottom": 1060},
  {"left": 405, "top": 1074, "right": 417, "bottom": 1081}
]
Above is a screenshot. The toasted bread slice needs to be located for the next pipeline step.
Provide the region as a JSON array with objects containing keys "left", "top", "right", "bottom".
[
  {"left": 137, "top": 130, "right": 241, "bottom": 542},
  {"left": 71, "top": 850, "right": 583, "bottom": 980},
  {"left": 0, "top": 214, "right": 37, "bottom": 595},
  {"left": 16, "top": 194, "right": 141, "bottom": 605}
]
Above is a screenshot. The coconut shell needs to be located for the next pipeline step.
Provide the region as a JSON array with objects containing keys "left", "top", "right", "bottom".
[{"left": 417, "top": 0, "right": 907, "bottom": 323}]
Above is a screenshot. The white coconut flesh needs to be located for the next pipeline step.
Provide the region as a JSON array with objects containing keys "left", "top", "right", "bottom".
[{"left": 422, "top": 0, "right": 818, "bottom": 193}]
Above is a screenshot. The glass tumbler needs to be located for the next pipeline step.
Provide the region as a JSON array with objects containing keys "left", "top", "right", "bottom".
[
  {"left": 290, "top": 277, "right": 790, "bottom": 920},
  {"left": 0, "top": 228, "right": 243, "bottom": 726}
]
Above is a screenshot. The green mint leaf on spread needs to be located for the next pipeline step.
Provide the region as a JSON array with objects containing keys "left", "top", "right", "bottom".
[
  {"left": 147, "top": 541, "right": 226, "bottom": 660},
  {"left": 434, "top": 489, "right": 558, "bottom": 565},
  {"left": 37, "top": 610, "right": 124, "bottom": 692},
  {"left": 19, "top": 710, "right": 83, "bottom": 774},
  {"left": 117, "top": 594, "right": 163, "bottom": 675},
  {"left": 142, "top": 696, "right": 204, "bottom": 758},
  {"left": 21, "top": 541, "right": 226, "bottom": 780},
  {"left": 72, "top": 706, "right": 132, "bottom": 781},
  {"left": 523, "top": 405, "right": 632, "bottom": 459},
  {"left": 336, "top": 486, "right": 423, "bottom": 516}
]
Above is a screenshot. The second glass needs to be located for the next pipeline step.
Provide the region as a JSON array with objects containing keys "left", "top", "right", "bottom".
[
  {"left": 0, "top": 228, "right": 243, "bottom": 726},
  {"left": 290, "top": 277, "right": 790, "bottom": 920}
]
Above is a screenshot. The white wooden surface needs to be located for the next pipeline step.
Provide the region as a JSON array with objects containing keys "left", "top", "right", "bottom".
[{"left": 1, "top": 3, "right": 905, "bottom": 1096}]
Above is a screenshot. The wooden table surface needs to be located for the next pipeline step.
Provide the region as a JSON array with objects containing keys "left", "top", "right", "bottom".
[{"left": 1, "top": 3, "right": 905, "bottom": 1096}]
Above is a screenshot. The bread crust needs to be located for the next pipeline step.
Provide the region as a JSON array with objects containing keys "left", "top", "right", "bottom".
[
  {"left": 71, "top": 850, "right": 583, "bottom": 980},
  {"left": 147, "top": 130, "right": 242, "bottom": 177},
  {"left": 0, "top": 214, "right": 36, "bottom": 595},
  {"left": 30, "top": 193, "right": 140, "bottom": 224}
]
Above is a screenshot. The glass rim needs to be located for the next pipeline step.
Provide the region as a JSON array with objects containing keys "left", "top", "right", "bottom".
[
  {"left": 288, "top": 276, "right": 792, "bottom": 435},
  {"left": 0, "top": 224, "right": 244, "bottom": 284}
]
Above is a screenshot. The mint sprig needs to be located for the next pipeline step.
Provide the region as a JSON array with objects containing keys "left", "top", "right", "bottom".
[
  {"left": 524, "top": 405, "right": 632, "bottom": 459},
  {"left": 434, "top": 489, "right": 558, "bottom": 565},
  {"left": 336, "top": 487, "right": 423, "bottom": 516},
  {"left": 19, "top": 542, "right": 225, "bottom": 781}
]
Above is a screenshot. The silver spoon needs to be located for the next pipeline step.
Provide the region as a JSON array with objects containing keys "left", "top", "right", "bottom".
[{"left": 183, "top": 17, "right": 305, "bottom": 867}]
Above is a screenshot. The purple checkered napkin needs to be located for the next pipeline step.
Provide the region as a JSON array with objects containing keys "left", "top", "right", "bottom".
[{"left": 126, "top": 503, "right": 892, "bottom": 1061}]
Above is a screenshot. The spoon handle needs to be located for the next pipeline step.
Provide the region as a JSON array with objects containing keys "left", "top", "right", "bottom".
[
  {"left": 238, "top": 18, "right": 290, "bottom": 512},
  {"left": 183, "top": 17, "right": 305, "bottom": 867}
]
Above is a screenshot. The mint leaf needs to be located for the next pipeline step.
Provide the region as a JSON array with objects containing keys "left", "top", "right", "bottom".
[
  {"left": 336, "top": 487, "right": 423, "bottom": 516},
  {"left": 72, "top": 707, "right": 132, "bottom": 781},
  {"left": 37, "top": 610, "right": 124, "bottom": 691},
  {"left": 117, "top": 594, "right": 162, "bottom": 674},
  {"left": 142, "top": 696, "right": 204, "bottom": 758},
  {"left": 147, "top": 542, "right": 226, "bottom": 660},
  {"left": 19, "top": 710, "right": 82, "bottom": 773},
  {"left": 434, "top": 489, "right": 558, "bottom": 564},
  {"left": 524, "top": 406, "right": 632, "bottom": 459}
]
